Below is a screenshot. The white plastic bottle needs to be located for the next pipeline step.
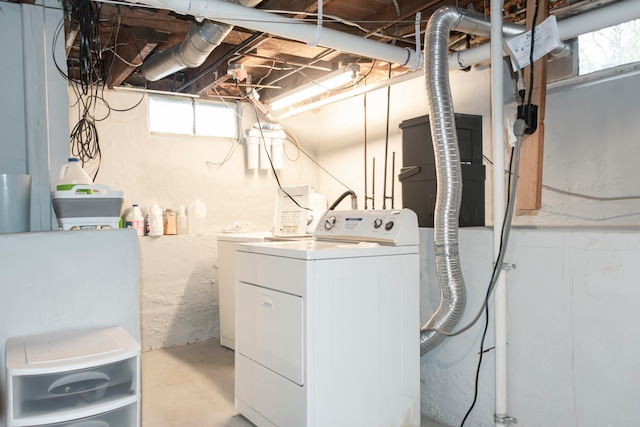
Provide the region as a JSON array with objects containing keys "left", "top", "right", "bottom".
[
  {"left": 148, "top": 204, "right": 164, "bottom": 237},
  {"left": 188, "top": 199, "right": 207, "bottom": 235},
  {"left": 57, "top": 158, "right": 93, "bottom": 193},
  {"left": 125, "top": 204, "right": 145, "bottom": 236},
  {"left": 177, "top": 205, "right": 188, "bottom": 235}
]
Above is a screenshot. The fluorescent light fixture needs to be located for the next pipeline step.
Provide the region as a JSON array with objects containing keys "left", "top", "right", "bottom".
[{"left": 270, "top": 64, "right": 360, "bottom": 111}]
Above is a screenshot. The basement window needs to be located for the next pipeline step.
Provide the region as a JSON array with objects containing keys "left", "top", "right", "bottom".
[
  {"left": 149, "top": 95, "right": 237, "bottom": 138},
  {"left": 578, "top": 18, "right": 640, "bottom": 75},
  {"left": 546, "top": 18, "right": 640, "bottom": 88}
]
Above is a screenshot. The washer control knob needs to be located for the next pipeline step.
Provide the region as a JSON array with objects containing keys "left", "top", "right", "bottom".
[
  {"left": 385, "top": 220, "right": 395, "bottom": 231},
  {"left": 324, "top": 215, "right": 337, "bottom": 230},
  {"left": 373, "top": 218, "right": 383, "bottom": 229}
]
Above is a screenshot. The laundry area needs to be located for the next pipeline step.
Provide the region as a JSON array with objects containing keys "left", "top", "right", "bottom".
[{"left": 1, "top": 0, "right": 640, "bottom": 426}]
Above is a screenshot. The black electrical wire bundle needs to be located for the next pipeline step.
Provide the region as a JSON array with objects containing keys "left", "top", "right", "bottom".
[
  {"left": 58, "top": 0, "right": 105, "bottom": 179},
  {"left": 65, "top": 0, "right": 103, "bottom": 93},
  {"left": 54, "top": 0, "right": 146, "bottom": 180}
]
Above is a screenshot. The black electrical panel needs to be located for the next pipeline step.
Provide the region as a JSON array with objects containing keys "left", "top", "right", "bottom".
[{"left": 398, "top": 113, "right": 485, "bottom": 228}]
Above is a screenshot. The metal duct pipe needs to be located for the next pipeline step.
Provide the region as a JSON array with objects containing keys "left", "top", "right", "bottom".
[
  {"left": 420, "top": 6, "right": 494, "bottom": 355},
  {"left": 143, "top": 21, "right": 232, "bottom": 81},
  {"left": 125, "top": 0, "right": 423, "bottom": 70},
  {"left": 142, "top": 0, "right": 262, "bottom": 81}
]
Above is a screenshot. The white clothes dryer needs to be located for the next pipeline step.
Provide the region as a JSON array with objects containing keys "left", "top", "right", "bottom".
[{"left": 234, "top": 209, "right": 420, "bottom": 427}]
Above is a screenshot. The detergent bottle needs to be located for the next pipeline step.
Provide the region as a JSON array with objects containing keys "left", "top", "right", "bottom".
[
  {"left": 147, "top": 204, "right": 164, "bottom": 237},
  {"left": 57, "top": 158, "right": 93, "bottom": 192},
  {"left": 188, "top": 199, "right": 207, "bottom": 235},
  {"left": 176, "top": 205, "right": 188, "bottom": 235},
  {"left": 124, "top": 204, "right": 145, "bottom": 236}
]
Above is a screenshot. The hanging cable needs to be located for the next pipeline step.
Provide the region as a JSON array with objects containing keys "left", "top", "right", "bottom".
[
  {"left": 459, "top": 118, "right": 526, "bottom": 426},
  {"left": 56, "top": 0, "right": 147, "bottom": 179}
]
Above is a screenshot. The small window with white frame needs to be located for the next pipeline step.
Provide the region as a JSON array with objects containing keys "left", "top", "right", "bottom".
[
  {"left": 148, "top": 94, "right": 237, "bottom": 138},
  {"left": 547, "top": 18, "right": 640, "bottom": 84},
  {"left": 578, "top": 18, "right": 640, "bottom": 76}
]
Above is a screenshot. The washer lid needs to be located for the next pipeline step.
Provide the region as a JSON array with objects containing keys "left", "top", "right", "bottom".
[
  {"left": 237, "top": 239, "right": 418, "bottom": 260},
  {"left": 216, "top": 231, "right": 272, "bottom": 243}
]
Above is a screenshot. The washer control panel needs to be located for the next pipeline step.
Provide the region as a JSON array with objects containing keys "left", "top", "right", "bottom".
[{"left": 314, "top": 209, "right": 418, "bottom": 246}]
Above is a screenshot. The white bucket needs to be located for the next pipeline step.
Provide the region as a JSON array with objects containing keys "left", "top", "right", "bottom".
[{"left": 0, "top": 174, "right": 31, "bottom": 233}]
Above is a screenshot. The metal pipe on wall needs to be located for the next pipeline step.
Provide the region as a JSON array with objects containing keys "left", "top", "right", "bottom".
[
  {"left": 382, "top": 64, "right": 392, "bottom": 210},
  {"left": 363, "top": 92, "right": 370, "bottom": 210}
]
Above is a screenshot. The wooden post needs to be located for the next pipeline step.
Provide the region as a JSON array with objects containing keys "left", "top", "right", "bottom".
[{"left": 516, "top": 0, "right": 550, "bottom": 212}]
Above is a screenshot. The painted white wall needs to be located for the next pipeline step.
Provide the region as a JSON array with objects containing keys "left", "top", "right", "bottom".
[
  {"left": 282, "top": 67, "right": 640, "bottom": 227},
  {"left": 282, "top": 66, "right": 495, "bottom": 217},
  {"left": 139, "top": 235, "right": 219, "bottom": 350},
  {"left": 80, "top": 89, "right": 321, "bottom": 349},
  {"left": 419, "top": 227, "right": 640, "bottom": 427}
]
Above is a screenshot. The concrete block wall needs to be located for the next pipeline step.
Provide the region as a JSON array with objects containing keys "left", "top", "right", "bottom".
[{"left": 139, "top": 235, "right": 219, "bottom": 350}]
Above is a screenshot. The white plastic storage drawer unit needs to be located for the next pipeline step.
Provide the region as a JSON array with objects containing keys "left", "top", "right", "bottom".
[
  {"left": 22, "top": 402, "right": 138, "bottom": 427},
  {"left": 5, "top": 326, "right": 140, "bottom": 427}
]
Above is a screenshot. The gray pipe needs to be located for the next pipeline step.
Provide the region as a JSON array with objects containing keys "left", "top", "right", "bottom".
[
  {"left": 420, "top": 6, "right": 495, "bottom": 355},
  {"left": 142, "top": 0, "right": 262, "bottom": 82}
]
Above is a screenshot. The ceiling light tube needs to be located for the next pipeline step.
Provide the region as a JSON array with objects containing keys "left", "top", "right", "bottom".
[{"left": 269, "top": 65, "right": 360, "bottom": 111}]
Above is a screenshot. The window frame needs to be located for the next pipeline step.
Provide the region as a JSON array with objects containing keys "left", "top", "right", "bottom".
[{"left": 148, "top": 94, "right": 238, "bottom": 139}]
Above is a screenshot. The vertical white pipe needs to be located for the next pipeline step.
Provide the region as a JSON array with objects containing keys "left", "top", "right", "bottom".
[{"left": 490, "top": 0, "right": 508, "bottom": 424}]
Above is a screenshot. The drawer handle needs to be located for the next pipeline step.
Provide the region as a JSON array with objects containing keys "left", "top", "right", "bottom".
[
  {"left": 48, "top": 371, "right": 110, "bottom": 402},
  {"left": 259, "top": 295, "right": 273, "bottom": 309}
]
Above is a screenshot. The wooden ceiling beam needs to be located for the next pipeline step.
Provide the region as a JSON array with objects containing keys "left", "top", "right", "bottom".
[{"left": 106, "top": 27, "right": 166, "bottom": 89}]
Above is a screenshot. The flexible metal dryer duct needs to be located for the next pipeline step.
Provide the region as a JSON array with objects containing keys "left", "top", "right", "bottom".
[
  {"left": 142, "top": 0, "right": 262, "bottom": 81},
  {"left": 420, "top": 6, "right": 498, "bottom": 355}
]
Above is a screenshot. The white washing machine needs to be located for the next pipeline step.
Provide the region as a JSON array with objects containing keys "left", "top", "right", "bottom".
[{"left": 234, "top": 209, "right": 420, "bottom": 427}]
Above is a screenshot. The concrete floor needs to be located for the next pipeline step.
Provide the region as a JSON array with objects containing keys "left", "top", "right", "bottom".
[{"left": 141, "top": 339, "right": 448, "bottom": 427}]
